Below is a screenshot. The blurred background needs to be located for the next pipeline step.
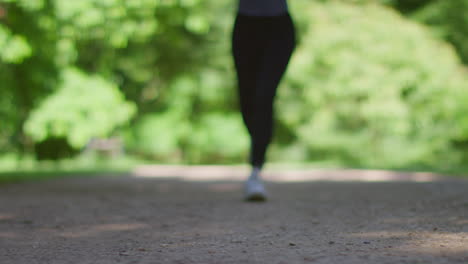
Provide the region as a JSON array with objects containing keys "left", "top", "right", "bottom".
[{"left": 0, "top": 0, "right": 467, "bottom": 177}]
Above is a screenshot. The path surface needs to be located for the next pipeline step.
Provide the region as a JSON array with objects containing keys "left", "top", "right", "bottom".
[{"left": 1, "top": 166, "right": 468, "bottom": 264}]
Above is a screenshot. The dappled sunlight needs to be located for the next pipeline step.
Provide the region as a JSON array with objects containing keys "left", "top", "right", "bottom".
[
  {"left": 132, "top": 165, "right": 249, "bottom": 182},
  {"left": 381, "top": 216, "right": 468, "bottom": 227},
  {"left": 348, "top": 231, "right": 468, "bottom": 255},
  {"left": 264, "top": 169, "right": 443, "bottom": 182},
  {"left": 132, "top": 165, "right": 445, "bottom": 183}
]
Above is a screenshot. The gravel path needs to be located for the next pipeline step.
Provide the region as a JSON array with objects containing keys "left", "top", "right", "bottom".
[{"left": 1, "top": 166, "right": 468, "bottom": 264}]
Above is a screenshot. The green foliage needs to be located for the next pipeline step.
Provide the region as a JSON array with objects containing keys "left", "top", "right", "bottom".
[
  {"left": 0, "top": 25, "right": 31, "bottom": 63},
  {"left": 24, "top": 68, "right": 136, "bottom": 148},
  {"left": 0, "top": 0, "right": 467, "bottom": 171},
  {"left": 127, "top": 111, "right": 189, "bottom": 161},
  {"left": 1, "top": 0, "right": 61, "bottom": 153},
  {"left": 54, "top": 0, "right": 158, "bottom": 48},
  {"left": 126, "top": 69, "right": 244, "bottom": 163},
  {"left": 413, "top": 0, "right": 468, "bottom": 64},
  {"left": 0, "top": 0, "right": 228, "bottom": 154},
  {"left": 127, "top": 111, "right": 248, "bottom": 164},
  {"left": 278, "top": 1, "right": 467, "bottom": 168},
  {"left": 187, "top": 113, "right": 248, "bottom": 163}
]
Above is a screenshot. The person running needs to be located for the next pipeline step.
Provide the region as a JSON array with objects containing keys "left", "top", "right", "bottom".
[{"left": 232, "top": 0, "right": 296, "bottom": 201}]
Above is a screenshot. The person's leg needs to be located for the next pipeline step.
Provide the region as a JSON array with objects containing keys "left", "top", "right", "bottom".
[
  {"left": 232, "top": 15, "right": 269, "bottom": 201},
  {"left": 233, "top": 14, "right": 296, "bottom": 168},
  {"left": 248, "top": 14, "right": 296, "bottom": 169},
  {"left": 244, "top": 15, "right": 295, "bottom": 201},
  {"left": 232, "top": 14, "right": 296, "bottom": 201},
  {"left": 232, "top": 15, "right": 265, "bottom": 142}
]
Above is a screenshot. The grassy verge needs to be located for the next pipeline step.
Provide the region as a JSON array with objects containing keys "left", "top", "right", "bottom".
[
  {"left": 1, "top": 157, "right": 467, "bottom": 184},
  {"left": 0, "top": 154, "right": 141, "bottom": 184},
  {"left": 0, "top": 169, "right": 129, "bottom": 184}
]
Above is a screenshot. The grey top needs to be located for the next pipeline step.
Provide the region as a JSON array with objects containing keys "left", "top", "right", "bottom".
[{"left": 238, "top": 0, "right": 289, "bottom": 16}]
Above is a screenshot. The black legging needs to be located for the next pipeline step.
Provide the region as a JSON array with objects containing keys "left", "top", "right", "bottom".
[{"left": 232, "top": 13, "right": 296, "bottom": 168}]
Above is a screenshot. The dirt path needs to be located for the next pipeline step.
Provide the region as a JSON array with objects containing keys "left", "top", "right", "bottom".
[{"left": 1, "top": 166, "right": 468, "bottom": 264}]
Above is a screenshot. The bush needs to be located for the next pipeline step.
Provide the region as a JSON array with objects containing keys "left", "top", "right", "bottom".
[
  {"left": 24, "top": 68, "right": 136, "bottom": 149},
  {"left": 125, "top": 111, "right": 189, "bottom": 162},
  {"left": 275, "top": 1, "right": 468, "bottom": 168}
]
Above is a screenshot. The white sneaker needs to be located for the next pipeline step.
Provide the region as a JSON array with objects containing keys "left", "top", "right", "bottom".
[{"left": 244, "top": 177, "right": 267, "bottom": 202}]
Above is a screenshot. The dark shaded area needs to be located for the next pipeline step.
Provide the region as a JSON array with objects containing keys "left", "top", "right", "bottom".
[
  {"left": 34, "top": 137, "right": 79, "bottom": 161},
  {"left": 392, "top": 0, "right": 437, "bottom": 13}
]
